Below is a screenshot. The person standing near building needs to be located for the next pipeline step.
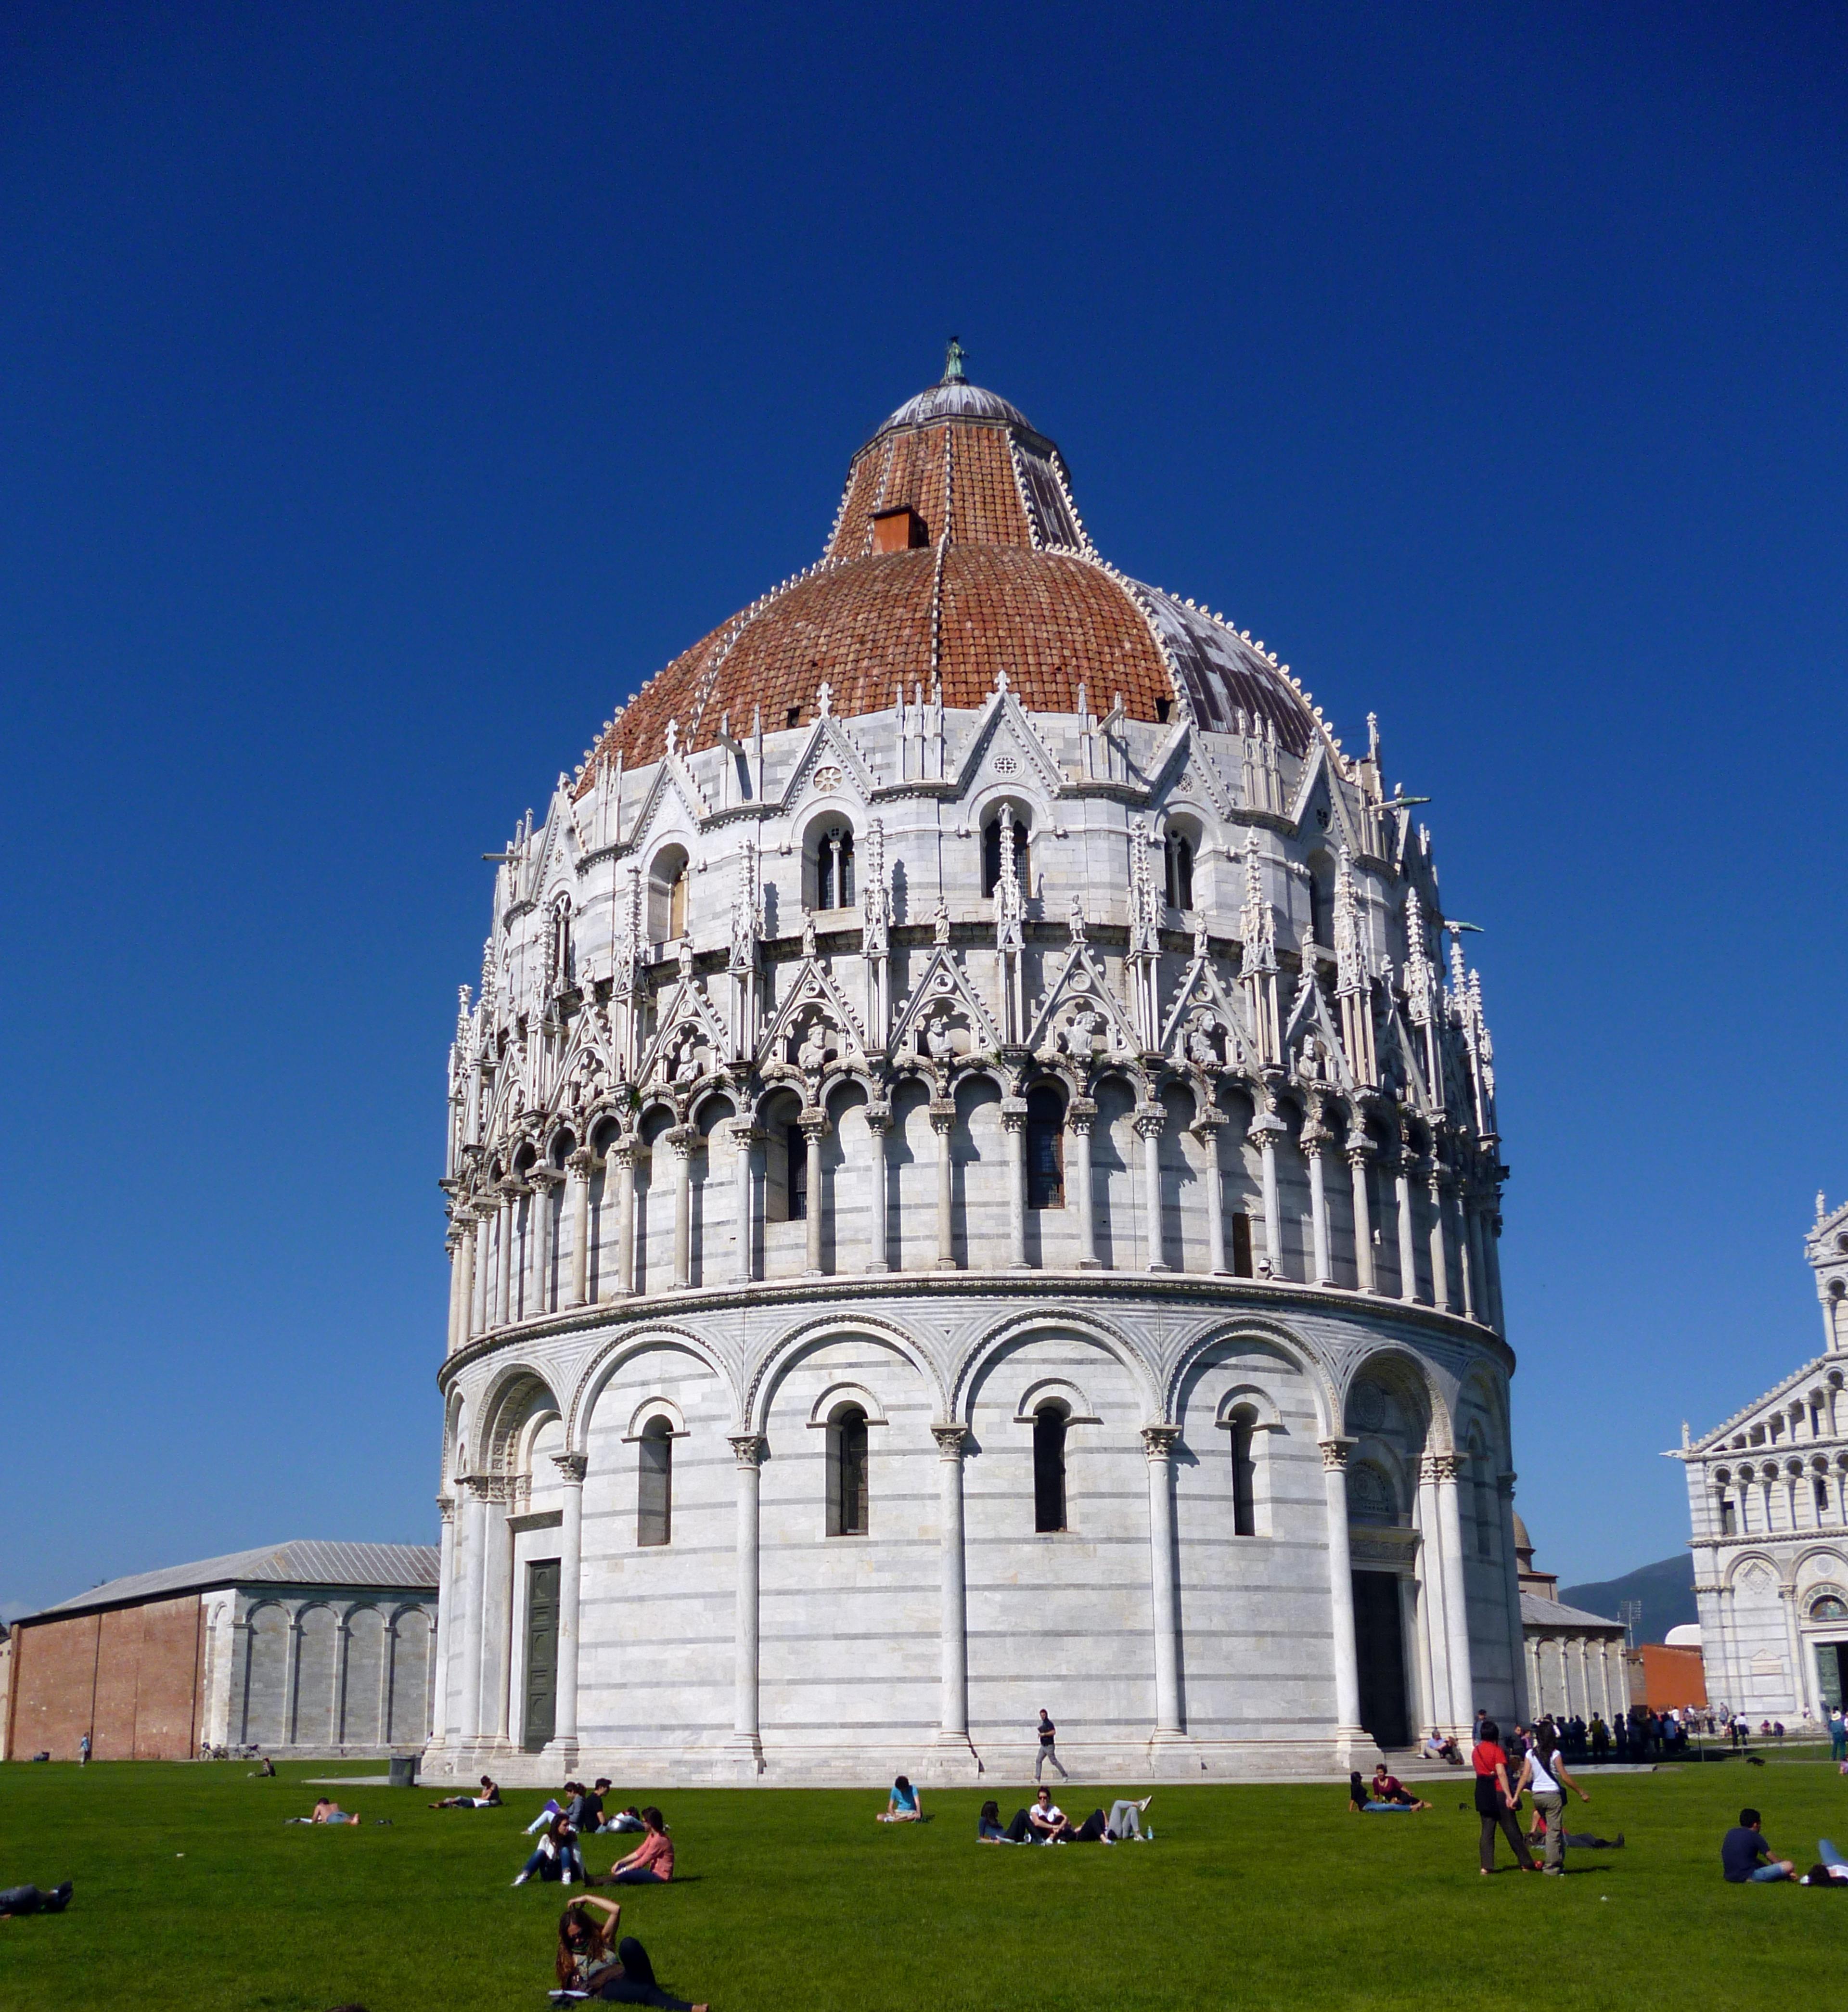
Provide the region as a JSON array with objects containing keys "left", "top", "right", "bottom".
[
  {"left": 1034, "top": 1708, "right": 1068, "bottom": 1782},
  {"left": 1473, "top": 1718, "right": 1537, "bottom": 1876},
  {"left": 77, "top": 1734, "right": 90, "bottom": 1767},
  {"left": 1829, "top": 1706, "right": 1845, "bottom": 1764},
  {"left": 1516, "top": 1735, "right": 1591, "bottom": 1874}
]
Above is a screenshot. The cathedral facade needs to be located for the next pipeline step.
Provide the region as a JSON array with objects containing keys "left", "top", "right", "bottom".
[
  {"left": 1675, "top": 1196, "right": 1848, "bottom": 1725},
  {"left": 426, "top": 356, "right": 1523, "bottom": 1784}
]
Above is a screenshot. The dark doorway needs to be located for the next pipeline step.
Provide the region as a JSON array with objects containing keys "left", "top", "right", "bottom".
[
  {"left": 1817, "top": 1640, "right": 1848, "bottom": 1713},
  {"left": 1351, "top": 1570, "right": 1410, "bottom": 1748},
  {"left": 523, "top": 1559, "right": 560, "bottom": 1751}
]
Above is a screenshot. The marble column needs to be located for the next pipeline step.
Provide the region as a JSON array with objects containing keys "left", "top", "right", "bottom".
[
  {"left": 1426, "top": 1169, "right": 1451, "bottom": 1313},
  {"left": 726, "top": 1435, "right": 767, "bottom": 1773},
  {"left": 1348, "top": 1143, "right": 1377, "bottom": 1293},
  {"left": 1304, "top": 1124, "right": 1333, "bottom": 1284},
  {"left": 495, "top": 1185, "right": 518, "bottom": 1328},
  {"left": 528, "top": 1169, "right": 557, "bottom": 1316},
  {"left": 801, "top": 1114, "right": 828, "bottom": 1276},
  {"left": 933, "top": 1424, "right": 974, "bottom": 1756},
  {"left": 1454, "top": 1192, "right": 1478, "bottom": 1321},
  {"left": 1319, "top": 1437, "right": 1366, "bottom": 1748},
  {"left": 864, "top": 1105, "right": 891, "bottom": 1273},
  {"left": 542, "top": 1453, "right": 587, "bottom": 1767},
  {"left": 1194, "top": 1110, "right": 1229, "bottom": 1275},
  {"left": 732, "top": 1121, "right": 760, "bottom": 1283},
  {"left": 1780, "top": 1581, "right": 1811, "bottom": 1721},
  {"left": 1067, "top": 1100, "right": 1099, "bottom": 1268},
  {"left": 1395, "top": 1149, "right": 1419, "bottom": 1303},
  {"left": 1135, "top": 1105, "right": 1170, "bottom": 1271},
  {"left": 472, "top": 1210, "right": 491, "bottom": 1334},
  {"left": 1002, "top": 1099, "right": 1029, "bottom": 1269},
  {"left": 1464, "top": 1201, "right": 1488, "bottom": 1325},
  {"left": 1571, "top": 1636, "right": 1591, "bottom": 1719},
  {"left": 1431, "top": 1454, "right": 1476, "bottom": 1737},
  {"left": 566, "top": 1149, "right": 594, "bottom": 1308},
  {"left": 482, "top": 1484, "right": 513, "bottom": 1747},
  {"left": 1143, "top": 1425, "right": 1184, "bottom": 1738},
  {"left": 1496, "top": 1471, "right": 1528, "bottom": 1724},
  {"left": 444, "top": 1231, "right": 463, "bottom": 1353},
  {"left": 663, "top": 1127, "right": 695, "bottom": 1288},
  {"left": 612, "top": 1141, "right": 638, "bottom": 1298},
  {"left": 1253, "top": 1119, "right": 1284, "bottom": 1279},
  {"left": 456, "top": 1481, "right": 487, "bottom": 1745},
  {"left": 931, "top": 1102, "right": 957, "bottom": 1269},
  {"left": 430, "top": 1495, "right": 456, "bottom": 1747}
]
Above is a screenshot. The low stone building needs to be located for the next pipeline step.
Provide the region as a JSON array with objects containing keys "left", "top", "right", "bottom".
[
  {"left": 2, "top": 1541, "right": 437, "bottom": 1761},
  {"left": 1672, "top": 1192, "right": 1848, "bottom": 1725},
  {"left": 1514, "top": 1518, "right": 1630, "bottom": 1723}
]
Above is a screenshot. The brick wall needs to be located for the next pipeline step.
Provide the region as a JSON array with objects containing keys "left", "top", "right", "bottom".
[{"left": 5, "top": 1596, "right": 204, "bottom": 1760}]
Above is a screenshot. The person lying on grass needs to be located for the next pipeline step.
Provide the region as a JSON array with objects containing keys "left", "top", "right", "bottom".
[
  {"left": 877, "top": 1775, "right": 923, "bottom": 1822},
  {"left": 0, "top": 1881, "right": 72, "bottom": 1919},
  {"left": 431, "top": 1775, "right": 500, "bottom": 1809},
  {"left": 607, "top": 1807, "right": 674, "bottom": 1884},
  {"left": 554, "top": 1897, "right": 709, "bottom": 2010},
  {"left": 608, "top": 1806, "right": 646, "bottom": 1833},
  {"left": 309, "top": 1799, "right": 360, "bottom": 1825}
]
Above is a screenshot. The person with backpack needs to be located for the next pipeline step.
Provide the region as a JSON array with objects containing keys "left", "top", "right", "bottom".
[{"left": 1516, "top": 1732, "right": 1591, "bottom": 1873}]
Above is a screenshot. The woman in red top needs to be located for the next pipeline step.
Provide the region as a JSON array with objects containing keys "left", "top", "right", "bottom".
[
  {"left": 609, "top": 1807, "right": 675, "bottom": 1885},
  {"left": 1472, "top": 1719, "right": 1537, "bottom": 1875}
]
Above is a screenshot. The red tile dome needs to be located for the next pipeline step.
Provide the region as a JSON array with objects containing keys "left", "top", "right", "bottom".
[{"left": 582, "top": 359, "right": 1317, "bottom": 783}]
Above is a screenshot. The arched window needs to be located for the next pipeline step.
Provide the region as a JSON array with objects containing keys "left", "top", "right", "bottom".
[
  {"left": 1816, "top": 1476, "right": 1830, "bottom": 1519},
  {"left": 1717, "top": 1493, "right": 1737, "bottom": 1536},
  {"left": 829, "top": 1405, "right": 869, "bottom": 1536},
  {"left": 1164, "top": 831, "right": 1194, "bottom": 910},
  {"left": 982, "top": 810, "right": 1029, "bottom": 898},
  {"left": 1033, "top": 1402, "right": 1068, "bottom": 1533},
  {"left": 649, "top": 846, "right": 690, "bottom": 943},
  {"left": 814, "top": 825, "right": 855, "bottom": 910},
  {"left": 1025, "top": 1084, "right": 1065, "bottom": 1209},
  {"left": 785, "top": 1122, "right": 808, "bottom": 1221},
  {"left": 1229, "top": 1408, "right": 1257, "bottom": 1537},
  {"left": 637, "top": 1417, "right": 672, "bottom": 1547},
  {"left": 1306, "top": 850, "right": 1334, "bottom": 946}
]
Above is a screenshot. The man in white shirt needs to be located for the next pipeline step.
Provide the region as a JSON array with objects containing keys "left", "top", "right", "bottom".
[{"left": 1517, "top": 1738, "right": 1590, "bottom": 1873}]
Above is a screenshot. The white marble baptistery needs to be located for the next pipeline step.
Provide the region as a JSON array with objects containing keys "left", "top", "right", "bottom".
[{"left": 426, "top": 355, "right": 1526, "bottom": 1786}]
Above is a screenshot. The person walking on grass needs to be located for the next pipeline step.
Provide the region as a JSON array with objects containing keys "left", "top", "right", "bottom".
[
  {"left": 1473, "top": 1718, "right": 1538, "bottom": 1876},
  {"left": 1034, "top": 1708, "right": 1067, "bottom": 1782},
  {"left": 1516, "top": 1734, "right": 1590, "bottom": 1874}
]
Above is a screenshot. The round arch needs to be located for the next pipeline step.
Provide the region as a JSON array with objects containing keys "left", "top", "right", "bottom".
[
  {"left": 744, "top": 1312, "right": 949, "bottom": 1437},
  {"left": 569, "top": 1325, "right": 742, "bottom": 1453},
  {"left": 951, "top": 1308, "right": 1160, "bottom": 1428},
  {"left": 1166, "top": 1315, "right": 1338, "bottom": 1437}
]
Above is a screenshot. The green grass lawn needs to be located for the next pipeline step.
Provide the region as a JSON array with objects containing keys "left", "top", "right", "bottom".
[{"left": 2, "top": 1756, "right": 1845, "bottom": 2009}]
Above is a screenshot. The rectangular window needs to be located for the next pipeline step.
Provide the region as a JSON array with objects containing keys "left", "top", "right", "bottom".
[
  {"left": 1231, "top": 1211, "right": 1253, "bottom": 1278},
  {"left": 1231, "top": 1421, "right": 1257, "bottom": 1537},
  {"left": 638, "top": 1426, "right": 672, "bottom": 1547},
  {"left": 786, "top": 1124, "right": 808, "bottom": 1221},
  {"left": 1719, "top": 1497, "right": 1737, "bottom": 1537}
]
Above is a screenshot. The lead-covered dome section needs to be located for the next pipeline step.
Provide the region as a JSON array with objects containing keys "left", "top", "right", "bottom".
[{"left": 581, "top": 369, "right": 1318, "bottom": 779}]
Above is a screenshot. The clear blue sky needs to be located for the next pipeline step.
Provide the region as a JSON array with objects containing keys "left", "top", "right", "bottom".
[{"left": 4, "top": 2, "right": 1845, "bottom": 1614}]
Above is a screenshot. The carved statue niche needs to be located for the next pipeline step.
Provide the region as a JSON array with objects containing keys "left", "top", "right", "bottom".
[
  {"left": 1297, "top": 1032, "right": 1326, "bottom": 1083},
  {"left": 1184, "top": 1008, "right": 1226, "bottom": 1072},
  {"left": 1055, "top": 1000, "right": 1104, "bottom": 1061},
  {"left": 657, "top": 1021, "right": 705, "bottom": 1088},
  {"left": 791, "top": 1010, "right": 840, "bottom": 1076}
]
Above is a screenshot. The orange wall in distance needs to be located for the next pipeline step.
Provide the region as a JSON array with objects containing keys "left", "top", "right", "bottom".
[
  {"left": 5, "top": 1597, "right": 204, "bottom": 1760},
  {"left": 1626, "top": 1644, "right": 1708, "bottom": 1711}
]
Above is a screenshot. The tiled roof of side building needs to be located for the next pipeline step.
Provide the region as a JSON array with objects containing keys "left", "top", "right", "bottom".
[
  {"left": 20, "top": 1540, "right": 439, "bottom": 1623},
  {"left": 1520, "top": 1591, "right": 1628, "bottom": 1633}
]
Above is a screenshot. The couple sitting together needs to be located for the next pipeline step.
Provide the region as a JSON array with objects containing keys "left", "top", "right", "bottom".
[
  {"left": 978, "top": 1788, "right": 1152, "bottom": 1845},
  {"left": 519, "top": 1807, "right": 676, "bottom": 1889},
  {"left": 1349, "top": 1767, "right": 1432, "bottom": 1812},
  {"left": 527, "top": 1781, "right": 647, "bottom": 1840}
]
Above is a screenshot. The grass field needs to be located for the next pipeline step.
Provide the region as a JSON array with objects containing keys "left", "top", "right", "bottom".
[{"left": 2, "top": 1756, "right": 1845, "bottom": 2009}]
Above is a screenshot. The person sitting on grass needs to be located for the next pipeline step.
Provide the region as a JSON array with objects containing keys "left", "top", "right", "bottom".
[
  {"left": 1370, "top": 1765, "right": 1430, "bottom": 1810},
  {"left": 0, "top": 1881, "right": 72, "bottom": 1920},
  {"left": 1349, "top": 1772, "right": 1415, "bottom": 1813},
  {"left": 528, "top": 1796, "right": 567, "bottom": 1835},
  {"left": 554, "top": 1897, "right": 709, "bottom": 2010},
  {"left": 1723, "top": 1808, "right": 1794, "bottom": 1883},
  {"left": 876, "top": 1775, "right": 923, "bottom": 1823},
  {"left": 1027, "top": 1787, "right": 1072, "bottom": 1842},
  {"left": 608, "top": 1807, "right": 674, "bottom": 1885},
  {"left": 251, "top": 1756, "right": 276, "bottom": 1778},
  {"left": 978, "top": 1799, "right": 1026, "bottom": 1843},
  {"left": 572, "top": 1781, "right": 613, "bottom": 1834},
  {"left": 608, "top": 1806, "right": 646, "bottom": 1834},
  {"left": 431, "top": 1775, "right": 500, "bottom": 1809},
  {"left": 516, "top": 1813, "right": 586, "bottom": 1887}
]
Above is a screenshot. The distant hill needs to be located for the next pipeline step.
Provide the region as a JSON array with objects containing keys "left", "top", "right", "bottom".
[{"left": 1559, "top": 1554, "right": 1697, "bottom": 1644}]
